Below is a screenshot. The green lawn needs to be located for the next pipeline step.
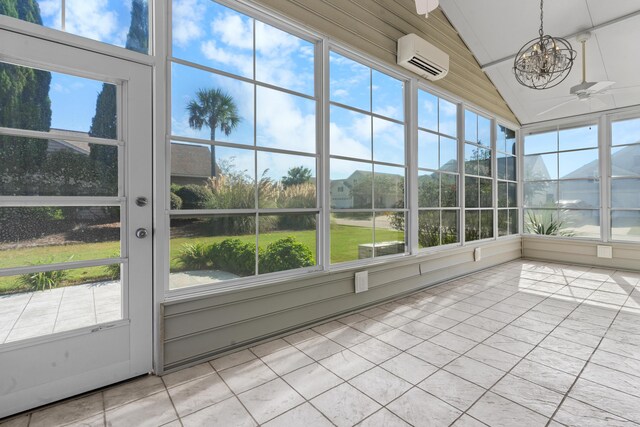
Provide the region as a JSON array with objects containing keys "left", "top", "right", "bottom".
[{"left": 0, "top": 224, "right": 404, "bottom": 294}]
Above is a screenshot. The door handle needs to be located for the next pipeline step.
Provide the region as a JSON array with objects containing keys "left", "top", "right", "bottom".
[
  {"left": 135, "top": 228, "right": 149, "bottom": 239},
  {"left": 136, "top": 197, "right": 148, "bottom": 207}
]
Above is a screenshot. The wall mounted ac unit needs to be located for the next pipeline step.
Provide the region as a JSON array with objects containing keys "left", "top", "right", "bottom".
[{"left": 397, "top": 33, "right": 449, "bottom": 81}]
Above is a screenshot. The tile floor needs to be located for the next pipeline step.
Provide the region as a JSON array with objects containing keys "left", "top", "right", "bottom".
[
  {"left": 3, "top": 259, "right": 640, "bottom": 426},
  {"left": 0, "top": 281, "right": 121, "bottom": 343}
]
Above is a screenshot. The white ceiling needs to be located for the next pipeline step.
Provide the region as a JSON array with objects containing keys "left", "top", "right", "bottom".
[{"left": 440, "top": 0, "right": 640, "bottom": 124}]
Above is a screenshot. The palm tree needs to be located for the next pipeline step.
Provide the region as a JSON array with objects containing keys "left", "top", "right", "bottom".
[{"left": 187, "top": 88, "right": 241, "bottom": 176}]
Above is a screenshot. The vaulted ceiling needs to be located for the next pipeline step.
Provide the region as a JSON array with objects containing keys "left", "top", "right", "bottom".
[{"left": 440, "top": 0, "right": 640, "bottom": 124}]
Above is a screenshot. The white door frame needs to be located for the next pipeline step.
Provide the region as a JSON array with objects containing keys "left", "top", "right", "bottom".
[{"left": 0, "top": 29, "right": 153, "bottom": 418}]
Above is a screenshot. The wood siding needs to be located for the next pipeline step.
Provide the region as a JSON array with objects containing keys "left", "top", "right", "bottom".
[
  {"left": 162, "top": 238, "right": 521, "bottom": 371},
  {"left": 256, "top": 0, "right": 518, "bottom": 123},
  {"left": 522, "top": 237, "right": 640, "bottom": 271}
]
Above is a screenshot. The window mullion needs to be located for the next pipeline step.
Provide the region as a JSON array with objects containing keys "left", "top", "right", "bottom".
[
  {"left": 600, "top": 114, "right": 611, "bottom": 242},
  {"left": 321, "top": 40, "right": 331, "bottom": 270},
  {"left": 458, "top": 103, "right": 466, "bottom": 246},
  {"left": 408, "top": 78, "right": 419, "bottom": 254}
]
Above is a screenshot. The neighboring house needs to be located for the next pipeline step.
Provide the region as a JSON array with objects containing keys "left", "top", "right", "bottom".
[
  {"left": 330, "top": 179, "right": 353, "bottom": 208},
  {"left": 525, "top": 143, "right": 640, "bottom": 210},
  {"left": 330, "top": 170, "right": 404, "bottom": 209},
  {"left": 45, "top": 134, "right": 216, "bottom": 187},
  {"left": 170, "top": 142, "right": 214, "bottom": 186},
  {"left": 46, "top": 129, "right": 91, "bottom": 155}
]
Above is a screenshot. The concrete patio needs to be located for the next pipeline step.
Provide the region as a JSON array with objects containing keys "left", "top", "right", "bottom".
[{"left": 0, "top": 281, "right": 121, "bottom": 344}]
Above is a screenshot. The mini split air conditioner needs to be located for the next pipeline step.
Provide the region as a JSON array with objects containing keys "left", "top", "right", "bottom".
[{"left": 397, "top": 33, "right": 449, "bottom": 81}]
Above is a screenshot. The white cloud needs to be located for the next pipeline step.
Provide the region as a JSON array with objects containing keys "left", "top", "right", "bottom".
[
  {"left": 329, "top": 120, "right": 371, "bottom": 163},
  {"left": 422, "top": 98, "right": 436, "bottom": 114},
  {"left": 201, "top": 40, "right": 253, "bottom": 77},
  {"left": 254, "top": 21, "right": 299, "bottom": 57},
  {"left": 256, "top": 89, "right": 316, "bottom": 165},
  {"left": 65, "top": 0, "right": 119, "bottom": 43},
  {"left": 39, "top": 0, "right": 61, "bottom": 27},
  {"left": 332, "top": 89, "right": 348, "bottom": 99},
  {"left": 440, "top": 100, "right": 457, "bottom": 116},
  {"left": 51, "top": 82, "right": 69, "bottom": 94},
  {"left": 173, "top": 0, "right": 206, "bottom": 47},
  {"left": 210, "top": 12, "right": 253, "bottom": 50}
]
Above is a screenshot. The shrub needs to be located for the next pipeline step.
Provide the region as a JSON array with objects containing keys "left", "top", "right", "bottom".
[
  {"left": 276, "top": 182, "right": 317, "bottom": 230},
  {"left": 259, "top": 236, "right": 314, "bottom": 274},
  {"left": 526, "top": 211, "right": 575, "bottom": 236},
  {"left": 170, "top": 192, "right": 183, "bottom": 210},
  {"left": 18, "top": 269, "right": 68, "bottom": 291},
  {"left": 103, "top": 263, "right": 121, "bottom": 280},
  {"left": 209, "top": 238, "right": 256, "bottom": 276},
  {"left": 175, "top": 184, "right": 213, "bottom": 210},
  {"left": 176, "top": 242, "right": 210, "bottom": 270}
]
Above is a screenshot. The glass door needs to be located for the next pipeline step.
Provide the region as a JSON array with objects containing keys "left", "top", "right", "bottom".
[{"left": 0, "top": 29, "right": 152, "bottom": 417}]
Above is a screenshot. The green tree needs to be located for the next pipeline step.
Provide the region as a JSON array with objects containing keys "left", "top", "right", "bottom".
[
  {"left": 282, "top": 166, "right": 312, "bottom": 188},
  {"left": 125, "top": 0, "right": 148, "bottom": 54},
  {"left": 187, "top": 88, "right": 241, "bottom": 176},
  {"left": 0, "top": 0, "right": 51, "bottom": 175},
  {"left": 88, "top": 0, "right": 149, "bottom": 192},
  {"left": 0, "top": 0, "right": 43, "bottom": 25}
]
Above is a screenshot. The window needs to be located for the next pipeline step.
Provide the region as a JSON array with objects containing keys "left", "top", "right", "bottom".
[
  {"left": 611, "top": 117, "right": 640, "bottom": 241},
  {"left": 329, "top": 51, "right": 407, "bottom": 264},
  {"left": 464, "top": 110, "right": 493, "bottom": 241},
  {"left": 497, "top": 125, "right": 518, "bottom": 236},
  {"left": 1, "top": 0, "right": 149, "bottom": 54},
  {"left": 523, "top": 125, "right": 600, "bottom": 238},
  {"left": 417, "top": 90, "right": 459, "bottom": 248},
  {"left": 169, "top": 1, "right": 319, "bottom": 289}
]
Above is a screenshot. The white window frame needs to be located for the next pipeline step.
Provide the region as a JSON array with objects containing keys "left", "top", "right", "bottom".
[
  {"left": 521, "top": 118, "right": 601, "bottom": 241},
  {"left": 462, "top": 106, "right": 496, "bottom": 244},
  {"left": 496, "top": 121, "right": 519, "bottom": 237},
  {"left": 607, "top": 110, "right": 640, "bottom": 243},
  {"left": 325, "top": 44, "right": 411, "bottom": 268},
  {"left": 414, "top": 86, "right": 463, "bottom": 252}
]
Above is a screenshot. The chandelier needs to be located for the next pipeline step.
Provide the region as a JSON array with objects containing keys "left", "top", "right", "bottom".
[{"left": 513, "top": 0, "right": 576, "bottom": 90}]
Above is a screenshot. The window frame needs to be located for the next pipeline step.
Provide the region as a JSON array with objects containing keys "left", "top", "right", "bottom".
[
  {"left": 326, "top": 45, "right": 411, "bottom": 267},
  {"left": 462, "top": 107, "right": 496, "bottom": 243},
  {"left": 522, "top": 121, "right": 601, "bottom": 240},
  {"left": 166, "top": 0, "right": 325, "bottom": 295},
  {"left": 608, "top": 112, "right": 640, "bottom": 243},
  {"left": 154, "top": 0, "right": 521, "bottom": 298},
  {"left": 0, "top": 1, "right": 154, "bottom": 58},
  {"left": 496, "top": 122, "right": 519, "bottom": 237},
  {"left": 415, "top": 86, "right": 462, "bottom": 251}
]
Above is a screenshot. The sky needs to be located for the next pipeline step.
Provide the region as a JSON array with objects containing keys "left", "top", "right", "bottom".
[
  {"left": 10, "top": 1, "right": 144, "bottom": 135},
  {"left": 170, "top": 0, "right": 411, "bottom": 180},
  {"left": 37, "top": 0, "right": 137, "bottom": 49},
  {"left": 524, "top": 125, "right": 600, "bottom": 178}
]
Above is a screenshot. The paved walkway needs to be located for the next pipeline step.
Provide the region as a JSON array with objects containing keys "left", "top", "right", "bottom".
[{"left": 0, "top": 281, "right": 121, "bottom": 344}]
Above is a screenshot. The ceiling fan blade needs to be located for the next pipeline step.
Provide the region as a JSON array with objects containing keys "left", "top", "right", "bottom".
[
  {"left": 536, "top": 99, "right": 578, "bottom": 116},
  {"left": 588, "top": 81, "right": 615, "bottom": 93},
  {"left": 605, "top": 85, "right": 640, "bottom": 95}
]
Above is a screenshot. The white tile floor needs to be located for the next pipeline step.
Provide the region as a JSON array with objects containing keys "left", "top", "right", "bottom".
[
  {"left": 0, "top": 281, "right": 121, "bottom": 343},
  {"left": 3, "top": 259, "right": 640, "bottom": 426}
]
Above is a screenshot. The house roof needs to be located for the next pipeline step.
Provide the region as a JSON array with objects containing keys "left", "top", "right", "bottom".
[{"left": 171, "top": 143, "right": 212, "bottom": 178}]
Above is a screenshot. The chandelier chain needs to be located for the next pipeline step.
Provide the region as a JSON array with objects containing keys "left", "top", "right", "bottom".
[{"left": 539, "top": 0, "right": 544, "bottom": 38}]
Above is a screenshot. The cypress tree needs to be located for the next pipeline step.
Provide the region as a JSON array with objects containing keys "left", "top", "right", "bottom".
[
  {"left": 0, "top": 0, "right": 51, "bottom": 175},
  {"left": 89, "top": 0, "right": 149, "bottom": 194},
  {"left": 89, "top": 0, "right": 148, "bottom": 192}
]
